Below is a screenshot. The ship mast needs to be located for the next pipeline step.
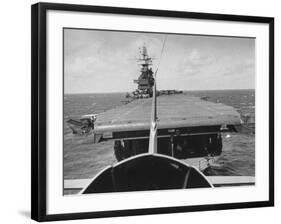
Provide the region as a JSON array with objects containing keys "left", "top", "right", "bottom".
[
  {"left": 148, "top": 38, "right": 167, "bottom": 154},
  {"left": 148, "top": 77, "right": 158, "bottom": 154}
]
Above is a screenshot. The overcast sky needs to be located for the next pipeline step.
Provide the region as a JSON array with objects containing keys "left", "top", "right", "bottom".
[{"left": 64, "top": 28, "right": 255, "bottom": 94}]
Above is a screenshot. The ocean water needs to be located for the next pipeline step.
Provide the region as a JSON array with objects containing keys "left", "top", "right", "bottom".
[{"left": 63, "top": 89, "right": 255, "bottom": 181}]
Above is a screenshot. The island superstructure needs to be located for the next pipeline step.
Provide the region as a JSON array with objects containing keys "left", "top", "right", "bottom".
[{"left": 127, "top": 45, "right": 182, "bottom": 99}]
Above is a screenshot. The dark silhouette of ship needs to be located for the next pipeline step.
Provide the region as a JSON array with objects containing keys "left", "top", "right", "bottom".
[{"left": 126, "top": 45, "right": 182, "bottom": 99}]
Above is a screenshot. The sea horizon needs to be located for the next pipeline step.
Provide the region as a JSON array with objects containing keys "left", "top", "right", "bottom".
[{"left": 64, "top": 88, "right": 255, "bottom": 96}]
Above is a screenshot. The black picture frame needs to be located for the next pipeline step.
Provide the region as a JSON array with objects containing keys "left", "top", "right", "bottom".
[{"left": 31, "top": 2, "right": 274, "bottom": 222}]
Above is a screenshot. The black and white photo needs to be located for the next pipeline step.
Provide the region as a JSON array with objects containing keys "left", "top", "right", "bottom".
[{"left": 63, "top": 29, "right": 256, "bottom": 195}]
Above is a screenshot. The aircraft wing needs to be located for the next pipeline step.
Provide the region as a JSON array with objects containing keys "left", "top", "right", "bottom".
[{"left": 67, "top": 119, "right": 84, "bottom": 127}]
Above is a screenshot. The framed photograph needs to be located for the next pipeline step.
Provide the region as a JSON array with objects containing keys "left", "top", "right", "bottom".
[{"left": 31, "top": 2, "right": 274, "bottom": 222}]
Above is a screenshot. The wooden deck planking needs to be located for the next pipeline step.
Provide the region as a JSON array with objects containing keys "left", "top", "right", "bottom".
[{"left": 94, "top": 95, "right": 241, "bottom": 133}]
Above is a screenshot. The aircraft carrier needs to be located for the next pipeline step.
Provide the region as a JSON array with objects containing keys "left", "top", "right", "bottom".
[
  {"left": 65, "top": 45, "right": 254, "bottom": 194},
  {"left": 77, "top": 46, "right": 241, "bottom": 164}
]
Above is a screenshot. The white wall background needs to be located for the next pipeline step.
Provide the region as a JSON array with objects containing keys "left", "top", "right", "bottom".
[{"left": 0, "top": 0, "right": 279, "bottom": 223}]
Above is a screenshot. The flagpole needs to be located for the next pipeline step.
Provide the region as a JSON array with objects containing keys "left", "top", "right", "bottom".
[
  {"left": 148, "top": 36, "right": 167, "bottom": 154},
  {"left": 148, "top": 80, "right": 157, "bottom": 154}
]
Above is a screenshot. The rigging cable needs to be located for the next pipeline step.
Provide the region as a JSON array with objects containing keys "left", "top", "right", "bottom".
[{"left": 154, "top": 36, "right": 167, "bottom": 77}]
